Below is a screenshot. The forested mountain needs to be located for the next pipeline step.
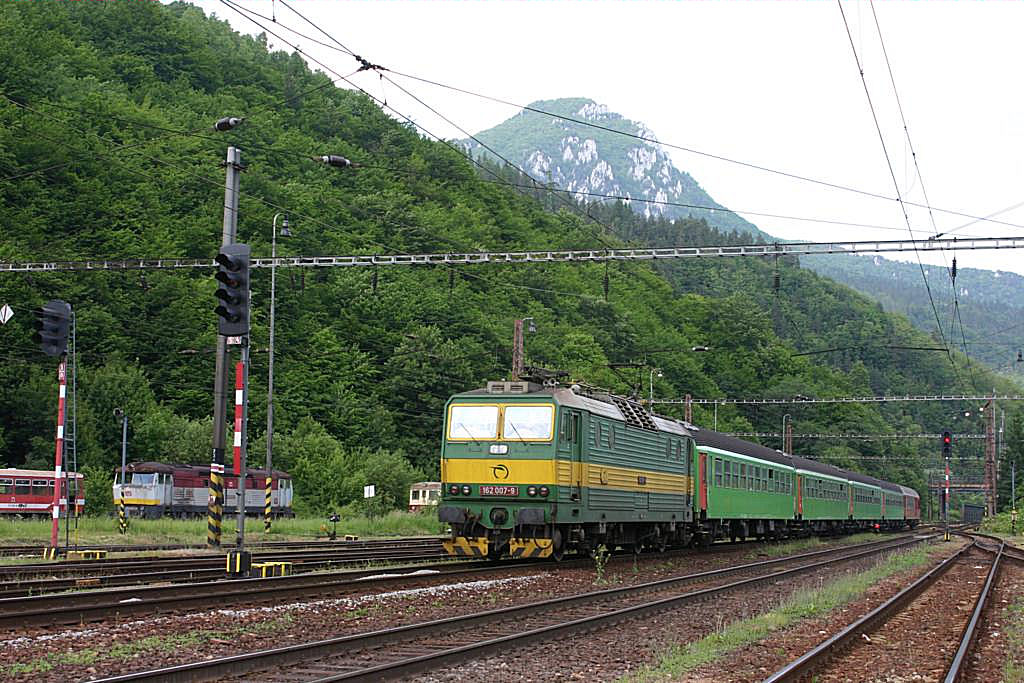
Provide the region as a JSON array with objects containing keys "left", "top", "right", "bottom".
[
  {"left": 470, "top": 98, "right": 1024, "bottom": 383},
  {"left": 1, "top": 1, "right": 1021, "bottom": 515}
]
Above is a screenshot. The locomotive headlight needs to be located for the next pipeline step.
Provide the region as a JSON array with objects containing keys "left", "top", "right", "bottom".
[
  {"left": 539, "top": 486, "right": 549, "bottom": 497},
  {"left": 461, "top": 485, "right": 472, "bottom": 495},
  {"left": 527, "top": 486, "right": 538, "bottom": 497},
  {"left": 448, "top": 484, "right": 460, "bottom": 495}
]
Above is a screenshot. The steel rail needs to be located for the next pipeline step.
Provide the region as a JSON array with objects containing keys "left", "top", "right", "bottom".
[
  {"left": 0, "top": 536, "right": 446, "bottom": 558},
  {"left": 0, "top": 539, "right": 446, "bottom": 578},
  {"left": 945, "top": 540, "right": 1004, "bottom": 682},
  {"left": 91, "top": 534, "right": 931, "bottom": 683},
  {"left": 761, "top": 540, "right": 975, "bottom": 683}
]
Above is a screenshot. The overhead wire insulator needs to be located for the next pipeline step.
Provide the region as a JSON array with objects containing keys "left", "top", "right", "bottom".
[
  {"left": 371, "top": 266, "right": 378, "bottom": 294},
  {"left": 603, "top": 260, "right": 610, "bottom": 302}
]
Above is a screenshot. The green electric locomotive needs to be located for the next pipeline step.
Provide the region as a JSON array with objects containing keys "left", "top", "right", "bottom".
[{"left": 439, "top": 379, "right": 695, "bottom": 559}]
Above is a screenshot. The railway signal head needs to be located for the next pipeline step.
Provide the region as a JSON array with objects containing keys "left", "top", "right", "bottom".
[
  {"left": 214, "top": 243, "right": 251, "bottom": 336},
  {"left": 32, "top": 300, "right": 71, "bottom": 356},
  {"left": 941, "top": 430, "right": 953, "bottom": 458}
]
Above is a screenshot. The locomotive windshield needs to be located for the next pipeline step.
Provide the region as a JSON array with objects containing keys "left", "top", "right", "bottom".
[
  {"left": 447, "top": 404, "right": 499, "bottom": 441},
  {"left": 502, "top": 405, "right": 554, "bottom": 441},
  {"left": 130, "top": 473, "right": 157, "bottom": 485}
]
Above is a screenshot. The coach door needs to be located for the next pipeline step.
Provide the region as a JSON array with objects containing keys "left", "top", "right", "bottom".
[
  {"left": 796, "top": 474, "right": 803, "bottom": 517},
  {"left": 698, "top": 452, "right": 708, "bottom": 512}
]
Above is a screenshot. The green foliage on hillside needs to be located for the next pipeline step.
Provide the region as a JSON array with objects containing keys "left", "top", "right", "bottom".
[{"left": 0, "top": 1, "right": 1020, "bottom": 516}]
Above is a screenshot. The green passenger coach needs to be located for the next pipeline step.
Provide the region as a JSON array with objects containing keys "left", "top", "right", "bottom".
[{"left": 439, "top": 377, "right": 921, "bottom": 560}]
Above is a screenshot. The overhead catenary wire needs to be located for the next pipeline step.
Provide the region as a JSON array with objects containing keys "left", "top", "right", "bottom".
[
  {"left": 835, "top": 0, "right": 960, "bottom": 387},
  {"left": 866, "top": 0, "right": 979, "bottom": 391},
  {"left": 9, "top": 93, "right": 994, "bottom": 240},
  {"left": 220, "top": 0, "right": 1024, "bottom": 238}
]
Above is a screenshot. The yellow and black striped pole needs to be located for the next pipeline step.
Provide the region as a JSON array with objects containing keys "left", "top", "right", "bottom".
[
  {"left": 264, "top": 476, "right": 272, "bottom": 533},
  {"left": 207, "top": 462, "right": 224, "bottom": 548},
  {"left": 118, "top": 489, "right": 128, "bottom": 535}
]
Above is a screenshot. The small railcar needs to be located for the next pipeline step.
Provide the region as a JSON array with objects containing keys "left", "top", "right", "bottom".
[
  {"left": 0, "top": 468, "right": 85, "bottom": 517},
  {"left": 409, "top": 482, "right": 441, "bottom": 512},
  {"left": 439, "top": 379, "right": 920, "bottom": 560},
  {"left": 112, "top": 462, "right": 294, "bottom": 519}
]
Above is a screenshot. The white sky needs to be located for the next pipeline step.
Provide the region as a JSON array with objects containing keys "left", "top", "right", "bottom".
[{"left": 188, "top": 0, "right": 1024, "bottom": 276}]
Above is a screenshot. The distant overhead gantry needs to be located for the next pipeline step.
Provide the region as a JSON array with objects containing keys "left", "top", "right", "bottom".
[
  {"left": 727, "top": 432, "right": 988, "bottom": 440},
  {"left": 654, "top": 394, "right": 1024, "bottom": 405},
  {"left": 3, "top": 235, "right": 1024, "bottom": 273}
]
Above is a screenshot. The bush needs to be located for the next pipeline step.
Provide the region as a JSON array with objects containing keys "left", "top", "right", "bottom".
[{"left": 82, "top": 464, "right": 114, "bottom": 516}]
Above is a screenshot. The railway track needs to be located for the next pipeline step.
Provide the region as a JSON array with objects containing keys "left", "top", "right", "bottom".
[
  {"left": 0, "top": 537, "right": 448, "bottom": 584},
  {"left": 0, "top": 538, "right": 392, "bottom": 558},
  {"left": 761, "top": 533, "right": 1005, "bottom": 683},
  {"left": 88, "top": 533, "right": 934, "bottom": 682},
  {"left": 0, "top": 532, "right": 894, "bottom": 626}
]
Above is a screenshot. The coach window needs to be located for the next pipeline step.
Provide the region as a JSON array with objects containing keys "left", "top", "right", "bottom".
[
  {"left": 739, "top": 463, "right": 747, "bottom": 489},
  {"left": 32, "top": 480, "right": 48, "bottom": 496},
  {"left": 0, "top": 479, "right": 10, "bottom": 494},
  {"left": 714, "top": 458, "right": 723, "bottom": 487},
  {"left": 723, "top": 461, "right": 731, "bottom": 488},
  {"left": 15, "top": 479, "right": 30, "bottom": 495}
]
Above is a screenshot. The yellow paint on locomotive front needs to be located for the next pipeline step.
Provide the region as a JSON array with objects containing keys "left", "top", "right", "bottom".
[{"left": 442, "top": 458, "right": 692, "bottom": 494}]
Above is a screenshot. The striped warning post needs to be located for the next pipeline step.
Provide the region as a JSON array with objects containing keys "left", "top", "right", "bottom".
[
  {"left": 207, "top": 461, "right": 224, "bottom": 548},
  {"left": 49, "top": 359, "right": 68, "bottom": 552},
  {"left": 118, "top": 489, "right": 128, "bottom": 535},
  {"left": 233, "top": 362, "right": 243, "bottom": 476},
  {"left": 264, "top": 477, "right": 272, "bottom": 533}
]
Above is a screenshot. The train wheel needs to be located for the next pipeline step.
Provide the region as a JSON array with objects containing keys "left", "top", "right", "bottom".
[{"left": 551, "top": 527, "right": 565, "bottom": 562}]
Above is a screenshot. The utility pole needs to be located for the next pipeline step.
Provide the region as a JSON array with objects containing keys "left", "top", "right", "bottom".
[
  {"left": 234, "top": 351, "right": 251, "bottom": 549},
  {"left": 208, "top": 144, "right": 242, "bottom": 549},
  {"left": 985, "top": 398, "right": 997, "bottom": 515},
  {"left": 49, "top": 359, "right": 68, "bottom": 553},
  {"left": 510, "top": 317, "right": 535, "bottom": 380},
  {"left": 266, "top": 213, "right": 289, "bottom": 533},
  {"left": 115, "top": 408, "right": 128, "bottom": 535},
  {"left": 942, "top": 430, "right": 952, "bottom": 541}
]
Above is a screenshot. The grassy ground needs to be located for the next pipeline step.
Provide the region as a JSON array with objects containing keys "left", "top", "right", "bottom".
[
  {"left": 620, "top": 541, "right": 939, "bottom": 682},
  {"left": 738, "top": 532, "right": 880, "bottom": 560},
  {"left": 6, "top": 614, "right": 294, "bottom": 676},
  {"left": 0, "top": 511, "right": 446, "bottom": 548},
  {"left": 1005, "top": 595, "right": 1024, "bottom": 682}
]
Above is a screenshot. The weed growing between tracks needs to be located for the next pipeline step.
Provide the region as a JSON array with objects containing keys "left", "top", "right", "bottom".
[
  {"left": 739, "top": 532, "right": 880, "bottom": 561},
  {"left": 1004, "top": 595, "right": 1024, "bottom": 682},
  {"left": 4, "top": 615, "right": 295, "bottom": 677},
  {"left": 619, "top": 541, "right": 937, "bottom": 682}
]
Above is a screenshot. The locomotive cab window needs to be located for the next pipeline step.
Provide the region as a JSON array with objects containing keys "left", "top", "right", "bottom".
[
  {"left": 447, "top": 404, "right": 499, "bottom": 441},
  {"left": 502, "top": 405, "right": 554, "bottom": 441}
]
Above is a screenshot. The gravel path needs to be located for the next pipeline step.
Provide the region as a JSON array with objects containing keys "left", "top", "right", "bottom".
[
  {"left": 414, "top": 539, "right": 934, "bottom": 682},
  {"left": 962, "top": 555, "right": 1024, "bottom": 683},
  {"left": 811, "top": 546, "right": 991, "bottom": 682},
  {"left": 0, "top": 537, "right": 850, "bottom": 682}
]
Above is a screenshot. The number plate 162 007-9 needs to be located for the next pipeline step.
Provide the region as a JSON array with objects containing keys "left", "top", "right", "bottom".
[{"left": 480, "top": 485, "right": 519, "bottom": 496}]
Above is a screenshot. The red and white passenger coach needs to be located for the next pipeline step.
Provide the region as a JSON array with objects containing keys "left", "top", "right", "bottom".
[{"left": 0, "top": 468, "right": 85, "bottom": 517}]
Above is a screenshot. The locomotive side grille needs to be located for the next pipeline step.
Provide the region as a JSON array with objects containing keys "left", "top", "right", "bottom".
[{"left": 612, "top": 397, "right": 659, "bottom": 431}]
